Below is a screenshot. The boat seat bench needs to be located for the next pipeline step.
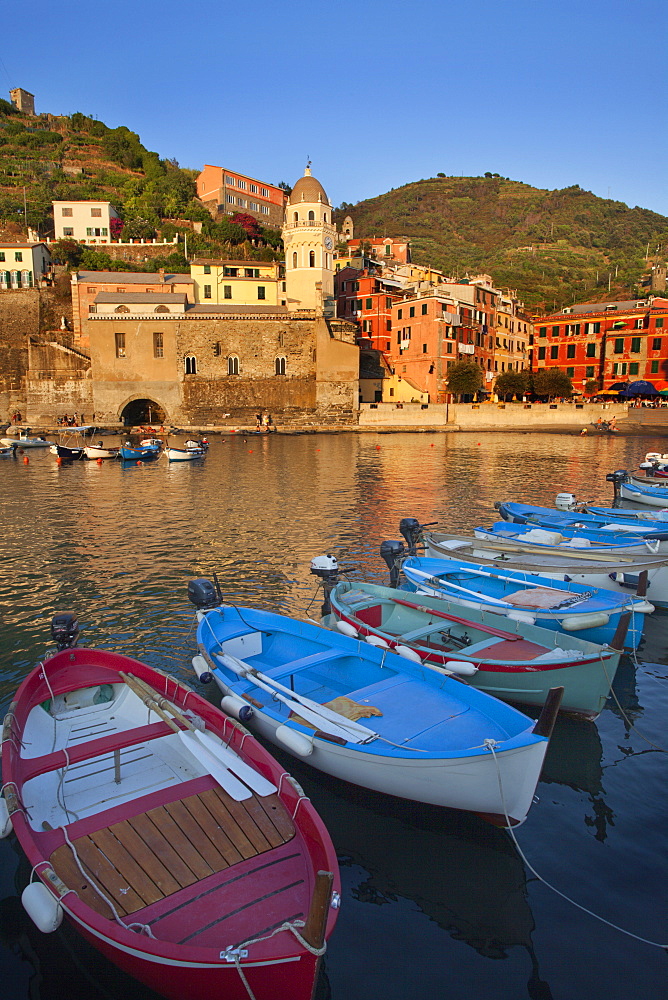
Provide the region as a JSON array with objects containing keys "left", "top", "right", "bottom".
[{"left": 49, "top": 782, "right": 296, "bottom": 920}]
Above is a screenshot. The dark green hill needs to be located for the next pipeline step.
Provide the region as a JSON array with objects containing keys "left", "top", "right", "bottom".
[{"left": 333, "top": 175, "right": 668, "bottom": 309}]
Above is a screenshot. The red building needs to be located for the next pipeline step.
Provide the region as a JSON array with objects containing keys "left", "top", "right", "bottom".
[
  {"left": 345, "top": 237, "right": 411, "bottom": 264},
  {"left": 334, "top": 266, "right": 403, "bottom": 351},
  {"left": 531, "top": 297, "right": 668, "bottom": 392}
]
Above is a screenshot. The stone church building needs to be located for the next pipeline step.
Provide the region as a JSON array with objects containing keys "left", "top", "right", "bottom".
[{"left": 7, "top": 167, "right": 360, "bottom": 428}]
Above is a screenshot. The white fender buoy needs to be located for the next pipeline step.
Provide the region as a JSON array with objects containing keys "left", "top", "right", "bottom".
[
  {"left": 0, "top": 797, "right": 12, "bottom": 838},
  {"left": 22, "top": 882, "right": 63, "bottom": 933},
  {"left": 394, "top": 644, "right": 422, "bottom": 663},
  {"left": 505, "top": 611, "right": 537, "bottom": 626},
  {"left": 275, "top": 724, "right": 313, "bottom": 757},
  {"left": 220, "top": 694, "right": 254, "bottom": 722},
  {"left": 444, "top": 660, "right": 479, "bottom": 676},
  {"left": 561, "top": 612, "right": 610, "bottom": 631},
  {"left": 365, "top": 634, "right": 389, "bottom": 648},
  {"left": 192, "top": 655, "right": 213, "bottom": 684},
  {"left": 335, "top": 620, "right": 358, "bottom": 638}
]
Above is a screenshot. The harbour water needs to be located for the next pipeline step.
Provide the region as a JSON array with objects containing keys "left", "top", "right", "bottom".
[{"left": 0, "top": 431, "right": 666, "bottom": 1000}]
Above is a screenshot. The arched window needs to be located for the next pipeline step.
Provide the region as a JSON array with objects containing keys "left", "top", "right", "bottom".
[
  {"left": 292, "top": 251, "right": 297, "bottom": 269},
  {"left": 309, "top": 251, "right": 315, "bottom": 268},
  {"left": 154, "top": 305, "right": 170, "bottom": 313},
  {"left": 293, "top": 211, "right": 298, "bottom": 222},
  {"left": 308, "top": 210, "right": 315, "bottom": 221},
  {"left": 227, "top": 355, "right": 239, "bottom": 375},
  {"left": 184, "top": 355, "right": 197, "bottom": 375},
  {"left": 10, "top": 270, "right": 20, "bottom": 287},
  {"left": 115, "top": 305, "right": 130, "bottom": 313},
  {"left": 275, "top": 356, "right": 286, "bottom": 375}
]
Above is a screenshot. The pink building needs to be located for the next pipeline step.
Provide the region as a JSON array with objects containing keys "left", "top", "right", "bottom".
[{"left": 196, "top": 166, "right": 286, "bottom": 228}]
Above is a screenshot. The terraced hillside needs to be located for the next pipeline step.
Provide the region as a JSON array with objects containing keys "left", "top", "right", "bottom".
[{"left": 334, "top": 175, "right": 668, "bottom": 308}]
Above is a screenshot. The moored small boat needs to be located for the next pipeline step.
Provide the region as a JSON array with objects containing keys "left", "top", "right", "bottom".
[
  {"left": 84, "top": 441, "right": 120, "bottom": 460},
  {"left": 325, "top": 578, "right": 622, "bottom": 719},
  {"left": 1, "top": 429, "right": 54, "bottom": 448},
  {"left": 0, "top": 443, "right": 16, "bottom": 457},
  {"left": 166, "top": 445, "right": 206, "bottom": 461},
  {"left": 190, "top": 578, "right": 563, "bottom": 828},
  {"left": 1, "top": 614, "right": 340, "bottom": 1000},
  {"left": 119, "top": 442, "right": 160, "bottom": 461}
]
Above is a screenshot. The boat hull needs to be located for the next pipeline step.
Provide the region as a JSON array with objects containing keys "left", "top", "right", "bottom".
[{"left": 195, "top": 604, "right": 557, "bottom": 827}]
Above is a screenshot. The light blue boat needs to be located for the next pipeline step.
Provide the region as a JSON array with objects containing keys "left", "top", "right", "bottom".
[
  {"left": 401, "top": 555, "right": 651, "bottom": 648},
  {"left": 496, "top": 500, "right": 668, "bottom": 536},
  {"left": 188, "top": 580, "right": 562, "bottom": 828},
  {"left": 473, "top": 520, "right": 668, "bottom": 555}
]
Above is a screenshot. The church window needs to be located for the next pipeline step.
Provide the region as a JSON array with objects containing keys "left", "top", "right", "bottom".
[
  {"left": 293, "top": 211, "right": 299, "bottom": 222},
  {"left": 292, "top": 252, "right": 297, "bottom": 269},
  {"left": 323, "top": 213, "right": 327, "bottom": 222},
  {"left": 184, "top": 355, "right": 197, "bottom": 375},
  {"left": 153, "top": 332, "right": 163, "bottom": 357},
  {"left": 309, "top": 251, "right": 315, "bottom": 268},
  {"left": 308, "top": 211, "right": 315, "bottom": 221},
  {"left": 228, "top": 355, "right": 239, "bottom": 375},
  {"left": 275, "top": 356, "right": 286, "bottom": 375},
  {"left": 154, "top": 305, "right": 170, "bottom": 313}
]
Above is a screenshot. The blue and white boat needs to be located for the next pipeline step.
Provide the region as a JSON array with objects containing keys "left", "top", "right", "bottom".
[
  {"left": 473, "top": 520, "right": 668, "bottom": 555},
  {"left": 617, "top": 479, "right": 668, "bottom": 508},
  {"left": 496, "top": 500, "right": 668, "bottom": 535},
  {"left": 402, "top": 555, "right": 653, "bottom": 647},
  {"left": 189, "top": 580, "right": 562, "bottom": 828},
  {"left": 119, "top": 441, "right": 160, "bottom": 461}
]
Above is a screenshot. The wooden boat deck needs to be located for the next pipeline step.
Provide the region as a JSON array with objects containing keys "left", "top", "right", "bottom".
[{"left": 50, "top": 784, "right": 295, "bottom": 919}]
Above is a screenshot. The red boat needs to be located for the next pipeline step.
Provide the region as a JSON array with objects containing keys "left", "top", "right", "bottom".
[{"left": 0, "top": 614, "right": 340, "bottom": 1000}]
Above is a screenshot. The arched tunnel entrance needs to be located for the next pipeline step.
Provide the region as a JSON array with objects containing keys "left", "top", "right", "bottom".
[{"left": 120, "top": 399, "right": 167, "bottom": 426}]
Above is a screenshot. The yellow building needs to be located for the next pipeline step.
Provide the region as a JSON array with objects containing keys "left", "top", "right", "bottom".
[{"left": 190, "top": 259, "right": 284, "bottom": 306}]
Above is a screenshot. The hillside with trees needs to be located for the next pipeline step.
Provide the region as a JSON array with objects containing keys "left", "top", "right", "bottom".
[
  {"left": 0, "top": 100, "right": 283, "bottom": 272},
  {"left": 334, "top": 174, "right": 668, "bottom": 309}
]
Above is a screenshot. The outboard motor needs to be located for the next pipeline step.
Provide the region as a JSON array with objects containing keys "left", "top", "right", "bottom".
[
  {"left": 187, "top": 578, "right": 220, "bottom": 611},
  {"left": 605, "top": 469, "right": 629, "bottom": 504},
  {"left": 399, "top": 517, "right": 422, "bottom": 555},
  {"left": 310, "top": 554, "right": 341, "bottom": 616},
  {"left": 380, "top": 539, "right": 405, "bottom": 589},
  {"left": 51, "top": 613, "right": 80, "bottom": 651}
]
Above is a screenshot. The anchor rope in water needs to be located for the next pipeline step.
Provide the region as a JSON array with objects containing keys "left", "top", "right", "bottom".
[
  {"left": 600, "top": 646, "right": 666, "bottom": 754},
  {"left": 484, "top": 740, "right": 668, "bottom": 949}
]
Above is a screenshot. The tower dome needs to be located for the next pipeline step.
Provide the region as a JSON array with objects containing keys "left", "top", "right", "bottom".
[{"left": 287, "top": 166, "right": 330, "bottom": 207}]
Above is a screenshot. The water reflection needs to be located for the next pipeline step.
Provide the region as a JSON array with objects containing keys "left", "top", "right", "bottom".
[{"left": 1, "top": 431, "right": 667, "bottom": 1000}]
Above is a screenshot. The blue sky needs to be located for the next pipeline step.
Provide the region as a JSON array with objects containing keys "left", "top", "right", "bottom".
[{"left": 2, "top": 0, "right": 665, "bottom": 215}]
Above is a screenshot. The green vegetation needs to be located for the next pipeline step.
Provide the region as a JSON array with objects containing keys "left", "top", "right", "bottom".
[
  {"left": 334, "top": 175, "right": 668, "bottom": 309},
  {"left": 445, "top": 360, "right": 483, "bottom": 399},
  {"left": 494, "top": 370, "right": 530, "bottom": 400},
  {"left": 532, "top": 368, "right": 574, "bottom": 399},
  {"left": 0, "top": 107, "right": 283, "bottom": 267}
]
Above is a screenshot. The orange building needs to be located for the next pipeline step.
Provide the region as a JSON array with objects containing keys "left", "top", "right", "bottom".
[
  {"left": 531, "top": 297, "right": 668, "bottom": 392},
  {"left": 196, "top": 166, "right": 286, "bottom": 228},
  {"left": 334, "top": 266, "right": 403, "bottom": 350},
  {"left": 345, "top": 236, "right": 411, "bottom": 265}
]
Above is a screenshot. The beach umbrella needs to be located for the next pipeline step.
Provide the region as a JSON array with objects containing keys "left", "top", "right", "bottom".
[{"left": 619, "top": 380, "right": 658, "bottom": 397}]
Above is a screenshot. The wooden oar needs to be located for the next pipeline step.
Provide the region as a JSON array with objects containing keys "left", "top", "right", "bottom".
[
  {"left": 120, "top": 672, "right": 275, "bottom": 798},
  {"left": 214, "top": 651, "right": 378, "bottom": 742}
]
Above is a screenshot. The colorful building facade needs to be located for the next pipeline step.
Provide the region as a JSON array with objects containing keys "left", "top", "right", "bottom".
[
  {"left": 196, "top": 166, "right": 286, "bottom": 228},
  {"left": 0, "top": 243, "right": 51, "bottom": 290}
]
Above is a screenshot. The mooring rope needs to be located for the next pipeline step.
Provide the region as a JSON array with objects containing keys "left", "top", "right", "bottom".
[{"left": 484, "top": 740, "right": 668, "bottom": 949}]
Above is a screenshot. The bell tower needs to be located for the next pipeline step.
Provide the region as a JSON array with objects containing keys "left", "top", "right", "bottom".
[{"left": 282, "top": 165, "right": 336, "bottom": 312}]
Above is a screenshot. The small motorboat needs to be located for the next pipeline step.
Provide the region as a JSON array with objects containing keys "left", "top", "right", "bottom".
[
  {"left": 0, "top": 443, "right": 16, "bottom": 458},
  {"left": 473, "top": 520, "right": 668, "bottom": 555},
  {"left": 496, "top": 499, "right": 668, "bottom": 532},
  {"left": 140, "top": 437, "right": 164, "bottom": 450},
  {"left": 189, "top": 578, "right": 563, "bottom": 828},
  {"left": 84, "top": 441, "right": 120, "bottom": 460},
  {"left": 119, "top": 441, "right": 160, "bottom": 461},
  {"left": 166, "top": 445, "right": 206, "bottom": 461},
  {"left": 185, "top": 437, "right": 209, "bottom": 452},
  {"left": 399, "top": 551, "right": 654, "bottom": 645},
  {"left": 325, "top": 578, "right": 623, "bottom": 720},
  {"left": 1, "top": 429, "right": 54, "bottom": 448},
  {"left": 1, "top": 613, "right": 340, "bottom": 1000}
]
